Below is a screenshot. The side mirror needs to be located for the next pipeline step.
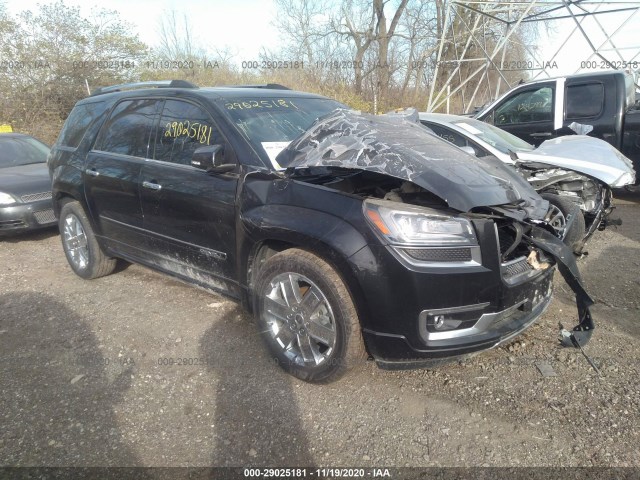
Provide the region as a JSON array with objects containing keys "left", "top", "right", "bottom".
[{"left": 191, "top": 145, "right": 236, "bottom": 173}]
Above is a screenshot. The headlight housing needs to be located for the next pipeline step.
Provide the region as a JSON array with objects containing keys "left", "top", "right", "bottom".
[
  {"left": 363, "top": 199, "right": 478, "bottom": 246},
  {"left": 0, "top": 192, "right": 17, "bottom": 206}
]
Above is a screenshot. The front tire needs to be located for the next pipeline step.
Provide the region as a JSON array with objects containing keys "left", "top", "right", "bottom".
[
  {"left": 59, "top": 200, "right": 116, "bottom": 279},
  {"left": 541, "top": 193, "right": 586, "bottom": 252},
  {"left": 253, "top": 249, "right": 367, "bottom": 383}
]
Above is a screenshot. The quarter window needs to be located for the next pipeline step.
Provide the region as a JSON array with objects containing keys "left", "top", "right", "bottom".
[
  {"left": 154, "top": 100, "right": 221, "bottom": 165},
  {"left": 96, "top": 99, "right": 159, "bottom": 157},
  {"left": 494, "top": 86, "right": 553, "bottom": 125},
  {"left": 57, "top": 101, "right": 110, "bottom": 149}
]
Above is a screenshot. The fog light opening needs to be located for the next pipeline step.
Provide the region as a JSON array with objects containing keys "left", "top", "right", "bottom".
[{"left": 433, "top": 315, "right": 446, "bottom": 330}]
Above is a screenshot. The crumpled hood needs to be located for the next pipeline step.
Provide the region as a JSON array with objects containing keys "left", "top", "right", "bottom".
[
  {"left": 277, "top": 109, "right": 549, "bottom": 219},
  {"left": 517, "top": 135, "right": 636, "bottom": 187}
]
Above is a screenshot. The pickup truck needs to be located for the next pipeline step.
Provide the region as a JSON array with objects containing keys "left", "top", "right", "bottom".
[{"left": 474, "top": 70, "right": 640, "bottom": 181}]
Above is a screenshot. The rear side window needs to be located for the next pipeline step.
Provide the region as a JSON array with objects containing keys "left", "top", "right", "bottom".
[
  {"left": 153, "top": 99, "right": 222, "bottom": 165},
  {"left": 95, "top": 99, "right": 159, "bottom": 158},
  {"left": 566, "top": 83, "right": 604, "bottom": 119},
  {"left": 57, "top": 102, "right": 109, "bottom": 149}
]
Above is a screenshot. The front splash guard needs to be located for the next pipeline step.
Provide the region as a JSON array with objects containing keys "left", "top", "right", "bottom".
[{"left": 526, "top": 226, "right": 595, "bottom": 348}]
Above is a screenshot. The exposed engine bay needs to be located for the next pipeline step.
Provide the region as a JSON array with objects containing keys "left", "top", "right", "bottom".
[{"left": 518, "top": 164, "right": 617, "bottom": 239}]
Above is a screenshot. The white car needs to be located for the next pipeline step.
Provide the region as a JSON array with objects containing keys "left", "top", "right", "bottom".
[{"left": 419, "top": 113, "right": 636, "bottom": 252}]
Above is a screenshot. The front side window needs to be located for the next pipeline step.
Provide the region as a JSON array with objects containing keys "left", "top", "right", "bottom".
[
  {"left": 96, "top": 99, "right": 159, "bottom": 157},
  {"left": 154, "top": 100, "right": 222, "bottom": 165},
  {"left": 494, "top": 86, "right": 553, "bottom": 125}
]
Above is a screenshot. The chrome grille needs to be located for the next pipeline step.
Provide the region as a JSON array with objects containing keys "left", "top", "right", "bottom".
[
  {"left": 33, "top": 209, "right": 56, "bottom": 225},
  {"left": 21, "top": 191, "right": 52, "bottom": 202}
]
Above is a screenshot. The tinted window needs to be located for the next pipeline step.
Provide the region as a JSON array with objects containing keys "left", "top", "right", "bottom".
[
  {"left": 96, "top": 99, "right": 159, "bottom": 157},
  {"left": 57, "top": 101, "right": 110, "bottom": 149},
  {"left": 566, "top": 83, "right": 604, "bottom": 119},
  {"left": 0, "top": 136, "right": 50, "bottom": 168},
  {"left": 154, "top": 100, "right": 222, "bottom": 165},
  {"left": 494, "top": 86, "right": 553, "bottom": 125}
]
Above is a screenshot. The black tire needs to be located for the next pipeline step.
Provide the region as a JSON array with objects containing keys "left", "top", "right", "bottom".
[
  {"left": 541, "top": 193, "right": 586, "bottom": 252},
  {"left": 253, "top": 248, "right": 367, "bottom": 383},
  {"left": 59, "top": 199, "right": 117, "bottom": 279}
]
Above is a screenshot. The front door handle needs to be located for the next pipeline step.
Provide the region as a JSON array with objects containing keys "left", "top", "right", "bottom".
[
  {"left": 142, "top": 181, "right": 162, "bottom": 191},
  {"left": 530, "top": 132, "right": 552, "bottom": 138},
  {"left": 85, "top": 168, "right": 100, "bottom": 177}
]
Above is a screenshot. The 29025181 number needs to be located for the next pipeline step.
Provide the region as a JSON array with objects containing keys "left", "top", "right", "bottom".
[{"left": 164, "top": 121, "right": 212, "bottom": 145}]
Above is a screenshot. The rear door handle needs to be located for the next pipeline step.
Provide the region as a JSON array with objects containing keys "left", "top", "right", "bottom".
[
  {"left": 142, "top": 181, "right": 162, "bottom": 191},
  {"left": 85, "top": 168, "right": 100, "bottom": 177},
  {"left": 530, "top": 132, "right": 552, "bottom": 138}
]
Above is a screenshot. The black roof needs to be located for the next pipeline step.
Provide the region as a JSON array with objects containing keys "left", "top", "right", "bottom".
[{"left": 77, "top": 83, "right": 328, "bottom": 107}]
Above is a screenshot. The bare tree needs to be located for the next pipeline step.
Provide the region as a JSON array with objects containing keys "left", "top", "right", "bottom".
[
  {"left": 372, "top": 0, "right": 409, "bottom": 104},
  {"left": 156, "top": 10, "right": 205, "bottom": 61}
]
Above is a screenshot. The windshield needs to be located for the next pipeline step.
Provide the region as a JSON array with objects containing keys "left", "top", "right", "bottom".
[
  {"left": 452, "top": 118, "right": 534, "bottom": 154},
  {"left": 0, "top": 136, "right": 50, "bottom": 168},
  {"left": 222, "top": 97, "right": 345, "bottom": 168}
]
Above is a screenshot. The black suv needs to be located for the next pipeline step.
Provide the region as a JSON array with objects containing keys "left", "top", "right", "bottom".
[{"left": 49, "top": 81, "right": 593, "bottom": 383}]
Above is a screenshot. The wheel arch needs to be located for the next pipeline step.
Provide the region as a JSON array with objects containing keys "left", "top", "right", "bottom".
[{"left": 242, "top": 236, "right": 373, "bottom": 335}]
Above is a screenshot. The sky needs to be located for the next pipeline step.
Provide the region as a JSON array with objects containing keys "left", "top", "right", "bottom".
[
  {"left": 4, "top": 0, "right": 640, "bottom": 78},
  {"left": 534, "top": 3, "right": 640, "bottom": 79},
  {"left": 5, "top": 0, "right": 282, "bottom": 61}
]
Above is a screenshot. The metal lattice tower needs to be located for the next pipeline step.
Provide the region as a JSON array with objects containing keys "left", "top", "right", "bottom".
[{"left": 427, "top": 0, "right": 640, "bottom": 113}]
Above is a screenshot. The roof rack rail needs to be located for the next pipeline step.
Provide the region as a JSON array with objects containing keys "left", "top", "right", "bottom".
[
  {"left": 91, "top": 80, "right": 198, "bottom": 96},
  {"left": 220, "top": 83, "right": 291, "bottom": 90}
]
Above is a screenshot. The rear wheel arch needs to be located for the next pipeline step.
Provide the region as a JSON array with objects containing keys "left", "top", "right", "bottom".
[{"left": 58, "top": 200, "right": 117, "bottom": 279}]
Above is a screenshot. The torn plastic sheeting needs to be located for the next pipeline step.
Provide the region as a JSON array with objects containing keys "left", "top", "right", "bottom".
[
  {"left": 526, "top": 225, "right": 595, "bottom": 347},
  {"left": 278, "top": 109, "right": 550, "bottom": 219},
  {"left": 567, "top": 121, "right": 593, "bottom": 135}
]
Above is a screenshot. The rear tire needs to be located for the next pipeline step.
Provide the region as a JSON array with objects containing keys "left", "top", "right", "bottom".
[
  {"left": 59, "top": 200, "right": 116, "bottom": 279},
  {"left": 541, "top": 193, "right": 586, "bottom": 252},
  {"left": 253, "top": 249, "right": 367, "bottom": 383}
]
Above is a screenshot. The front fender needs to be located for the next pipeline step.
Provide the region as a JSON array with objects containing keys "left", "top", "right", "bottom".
[{"left": 237, "top": 175, "right": 376, "bottom": 322}]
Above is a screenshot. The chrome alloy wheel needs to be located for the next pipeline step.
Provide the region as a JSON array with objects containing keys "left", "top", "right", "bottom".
[
  {"left": 545, "top": 203, "right": 567, "bottom": 239},
  {"left": 262, "top": 272, "right": 337, "bottom": 366},
  {"left": 62, "top": 214, "right": 89, "bottom": 270}
]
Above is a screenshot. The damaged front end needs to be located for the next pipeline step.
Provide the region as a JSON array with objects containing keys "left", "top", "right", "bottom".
[
  {"left": 273, "top": 109, "right": 595, "bottom": 366},
  {"left": 518, "top": 163, "right": 618, "bottom": 239}
]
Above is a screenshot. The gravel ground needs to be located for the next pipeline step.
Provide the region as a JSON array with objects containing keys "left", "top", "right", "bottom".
[{"left": 0, "top": 191, "right": 639, "bottom": 468}]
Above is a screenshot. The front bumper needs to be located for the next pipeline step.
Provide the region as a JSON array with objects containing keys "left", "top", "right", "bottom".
[
  {"left": 365, "top": 273, "right": 553, "bottom": 369},
  {"left": 0, "top": 199, "right": 57, "bottom": 235},
  {"left": 347, "top": 217, "right": 556, "bottom": 368}
]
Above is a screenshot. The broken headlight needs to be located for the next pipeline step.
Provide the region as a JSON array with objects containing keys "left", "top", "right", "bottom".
[{"left": 363, "top": 199, "right": 478, "bottom": 246}]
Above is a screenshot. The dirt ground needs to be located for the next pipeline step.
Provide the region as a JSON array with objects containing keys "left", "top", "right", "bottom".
[{"left": 1, "top": 191, "right": 639, "bottom": 469}]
